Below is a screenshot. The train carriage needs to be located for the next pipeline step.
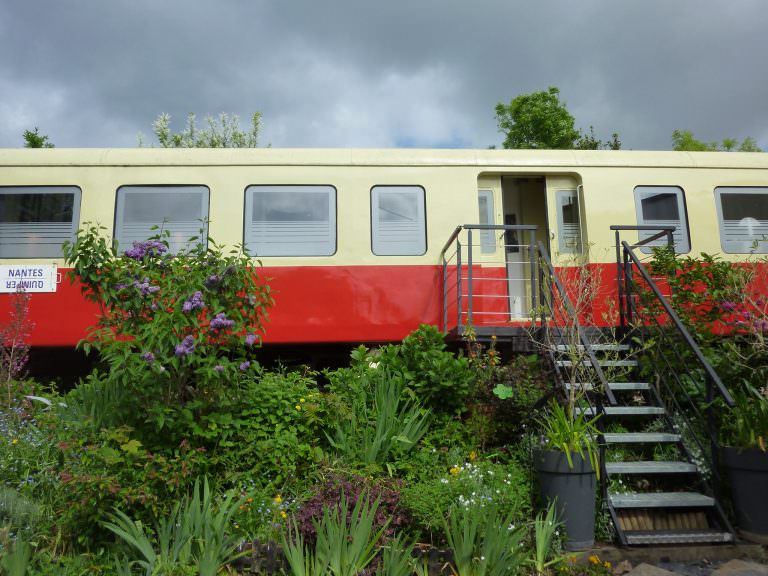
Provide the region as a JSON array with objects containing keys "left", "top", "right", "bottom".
[{"left": 2, "top": 148, "right": 768, "bottom": 349}]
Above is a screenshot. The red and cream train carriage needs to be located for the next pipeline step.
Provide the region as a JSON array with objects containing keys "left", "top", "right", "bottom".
[{"left": 1, "top": 148, "right": 768, "bottom": 349}]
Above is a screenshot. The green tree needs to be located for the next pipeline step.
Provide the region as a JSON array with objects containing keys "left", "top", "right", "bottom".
[
  {"left": 149, "top": 112, "right": 262, "bottom": 148},
  {"left": 496, "top": 87, "right": 580, "bottom": 149},
  {"left": 496, "top": 87, "right": 621, "bottom": 150},
  {"left": 672, "top": 129, "right": 761, "bottom": 152},
  {"left": 22, "top": 127, "right": 54, "bottom": 148}
]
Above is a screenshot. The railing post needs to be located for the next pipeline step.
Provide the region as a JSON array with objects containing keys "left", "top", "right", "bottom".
[
  {"left": 615, "top": 229, "right": 626, "bottom": 331},
  {"left": 529, "top": 229, "right": 537, "bottom": 317},
  {"left": 442, "top": 254, "right": 448, "bottom": 333},
  {"left": 467, "top": 229, "right": 473, "bottom": 330},
  {"left": 623, "top": 248, "right": 633, "bottom": 326},
  {"left": 456, "top": 237, "right": 463, "bottom": 331},
  {"left": 707, "top": 376, "right": 720, "bottom": 500}
]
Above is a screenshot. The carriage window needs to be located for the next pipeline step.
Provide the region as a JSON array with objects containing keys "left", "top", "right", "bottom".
[
  {"left": 371, "top": 186, "right": 426, "bottom": 256},
  {"left": 633, "top": 186, "right": 690, "bottom": 253},
  {"left": 245, "top": 185, "right": 336, "bottom": 256},
  {"left": 715, "top": 187, "right": 768, "bottom": 253},
  {"left": 556, "top": 190, "right": 582, "bottom": 254},
  {"left": 0, "top": 186, "right": 81, "bottom": 258},
  {"left": 478, "top": 190, "right": 495, "bottom": 254},
  {"left": 115, "top": 186, "right": 209, "bottom": 254}
]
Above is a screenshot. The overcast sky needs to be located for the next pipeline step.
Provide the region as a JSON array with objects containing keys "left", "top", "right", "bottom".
[{"left": 1, "top": 1, "right": 766, "bottom": 150}]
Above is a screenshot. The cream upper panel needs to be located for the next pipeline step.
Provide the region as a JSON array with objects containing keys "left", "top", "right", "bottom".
[{"left": 0, "top": 163, "right": 480, "bottom": 266}]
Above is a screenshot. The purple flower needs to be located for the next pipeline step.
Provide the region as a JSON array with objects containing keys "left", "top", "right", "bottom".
[
  {"left": 133, "top": 277, "right": 160, "bottom": 297},
  {"left": 125, "top": 240, "right": 168, "bottom": 260},
  {"left": 205, "top": 274, "right": 221, "bottom": 288},
  {"left": 721, "top": 301, "right": 737, "bottom": 312},
  {"left": 210, "top": 313, "right": 235, "bottom": 331},
  {"left": 182, "top": 291, "right": 205, "bottom": 313},
  {"left": 755, "top": 319, "right": 768, "bottom": 331},
  {"left": 142, "top": 352, "right": 155, "bottom": 363},
  {"left": 175, "top": 335, "right": 195, "bottom": 357},
  {"left": 245, "top": 334, "right": 257, "bottom": 346},
  {"left": 214, "top": 365, "right": 225, "bottom": 373},
  {"left": 239, "top": 361, "right": 251, "bottom": 371}
]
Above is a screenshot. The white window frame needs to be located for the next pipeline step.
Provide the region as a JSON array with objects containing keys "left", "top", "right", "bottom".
[
  {"left": 115, "top": 185, "right": 209, "bottom": 254},
  {"left": 715, "top": 187, "right": 768, "bottom": 253},
  {"left": 556, "top": 189, "right": 582, "bottom": 254},
  {"left": 371, "top": 185, "right": 427, "bottom": 256},
  {"left": 633, "top": 186, "right": 690, "bottom": 253},
  {"left": 244, "top": 185, "right": 336, "bottom": 257},
  {"left": 0, "top": 186, "right": 81, "bottom": 259},
  {"left": 478, "top": 189, "right": 495, "bottom": 254}
]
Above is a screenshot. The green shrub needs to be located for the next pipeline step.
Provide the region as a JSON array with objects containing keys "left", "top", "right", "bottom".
[{"left": 401, "top": 458, "right": 532, "bottom": 538}]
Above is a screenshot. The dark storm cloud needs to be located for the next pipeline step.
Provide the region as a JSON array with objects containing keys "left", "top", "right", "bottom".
[{"left": 0, "top": 1, "right": 766, "bottom": 149}]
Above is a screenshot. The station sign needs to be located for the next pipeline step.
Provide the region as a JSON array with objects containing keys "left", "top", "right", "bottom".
[{"left": 0, "top": 264, "right": 59, "bottom": 293}]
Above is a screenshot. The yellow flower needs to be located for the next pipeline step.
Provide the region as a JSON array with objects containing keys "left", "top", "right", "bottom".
[
  {"left": 588, "top": 555, "right": 600, "bottom": 565},
  {"left": 280, "top": 511, "right": 287, "bottom": 519},
  {"left": 11, "top": 438, "right": 18, "bottom": 445},
  {"left": 468, "top": 451, "right": 477, "bottom": 462},
  {"left": 274, "top": 495, "right": 283, "bottom": 505},
  {"left": 449, "top": 466, "right": 461, "bottom": 476},
  {"left": 295, "top": 404, "right": 301, "bottom": 411},
  {"left": 604, "top": 561, "right": 612, "bottom": 569},
  {"left": 300, "top": 398, "right": 306, "bottom": 403}
]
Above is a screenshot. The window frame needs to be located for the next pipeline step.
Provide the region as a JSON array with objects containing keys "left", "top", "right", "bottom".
[
  {"left": 478, "top": 189, "right": 496, "bottom": 254},
  {"left": 633, "top": 185, "right": 691, "bottom": 254},
  {"left": 0, "top": 185, "right": 82, "bottom": 259},
  {"left": 243, "top": 184, "right": 338, "bottom": 257},
  {"left": 370, "top": 185, "right": 427, "bottom": 256},
  {"left": 555, "top": 189, "right": 582, "bottom": 254},
  {"left": 114, "top": 184, "right": 210, "bottom": 254},
  {"left": 715, "top": 186, "right": 768, "bottom": 254}
]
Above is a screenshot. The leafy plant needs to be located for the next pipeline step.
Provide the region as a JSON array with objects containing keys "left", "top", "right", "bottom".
[
  {"left": 329, "top": 368, "right": 431, "bottom": 469},
  {"left": 294, "top": 474, "right": 408, "bottom": 545},
  {"left": 103, "top": 478, "right": 241, "bottom": 576},
  {"left": 401, "top": 458, "right": 531, "bottom": 537},
  {"left": 538, "top": 400, "right": 601, "bottom": 476},
  {"left": 442, "top": 502, "right": 525, "bottom": 576},
  {"left": 62, "top": 223, "right": 273, "bottom": 434},
  {"left": 282, "top": 491, "right": 389, "bottom": 576},
  {"left": 377, "top": 325, "right": 475, "bottom": 415},
  {"left": 527, "top": 502, "right": 563, "bottom": 575}
]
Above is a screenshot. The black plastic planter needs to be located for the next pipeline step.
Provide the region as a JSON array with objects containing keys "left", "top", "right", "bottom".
[
  {"left": 722, "top": 447, "right": 768, "bottom": 542},
  {"left": 533, "top": 448, "right": 596, "bottom": 551}
]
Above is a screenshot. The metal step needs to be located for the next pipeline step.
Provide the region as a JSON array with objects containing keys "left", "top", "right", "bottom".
[
  {"left": 555, "top": 344, "right": 631, "bottom": 352},
  {"left": 610, "top": 492, "right": 714, "bottom": 509},
  {"left": 603, "top": 432, "right": 681, "bottom": 444},
  {"left": 577, "top": 406, "right": 665, "bottom": 417},
  {"left": 624, "top": 530, "right": 734, "bottom": 545},
  {"left": 556, "top": 359, "right": 638, "bottom": 368},
  {"left": 565, "top": 382, "right": 651, "bottom": 392},
  {"left": 606, "top": 461, "right": 697, "bottom": 475}
]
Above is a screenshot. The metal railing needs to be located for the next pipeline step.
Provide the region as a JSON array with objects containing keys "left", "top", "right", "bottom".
[
  {"left": 612, "top": 225, "right": 735, "bottom": 499},
  {"left": 439, "top": 224, "right": 538, "bottom": 334}
]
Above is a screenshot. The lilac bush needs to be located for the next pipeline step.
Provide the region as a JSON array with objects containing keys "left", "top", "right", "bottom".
[{"left": 62, "top": 224, "right": 273, "bottom": 414}]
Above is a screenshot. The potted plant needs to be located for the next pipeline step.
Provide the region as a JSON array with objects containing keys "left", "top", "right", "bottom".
[
  {"left": 720, "top": 379, "right": 768, "bottom": 542},
  {"left": 533, "top": 399, "right": 601, "bottom": 551}
]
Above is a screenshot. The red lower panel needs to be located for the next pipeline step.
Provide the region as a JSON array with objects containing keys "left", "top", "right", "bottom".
[
  {"left": 9, "top": 262, "right": 766, "bottom": 347},
  {"left": 0, "top": 266, "right": 442, "bottom": 347}
]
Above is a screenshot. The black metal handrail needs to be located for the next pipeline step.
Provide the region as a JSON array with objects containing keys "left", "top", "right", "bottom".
[
  {"left": 613, "top": 225, "right": 735, "bottom": 500},
  {"left": 537, "top": 241, "right": 617, "bottom": 407}
]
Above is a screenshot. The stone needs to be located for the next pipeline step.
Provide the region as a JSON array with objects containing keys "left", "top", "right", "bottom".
[
  {"left": 613, "top": 560, "right": 634, "bottom": 575},
  {"left": 626, "top": 563, "right": 679, "bottom": 576},
  {"left": 712, "top": 559, "right": 768, "bottom": 576}
]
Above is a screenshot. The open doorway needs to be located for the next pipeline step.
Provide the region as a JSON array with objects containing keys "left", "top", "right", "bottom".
[{"left": 502, "top": 176, "right": 549, "bottom": 317}]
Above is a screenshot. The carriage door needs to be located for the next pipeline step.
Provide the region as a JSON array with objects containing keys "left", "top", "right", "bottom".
[{"left": 502, "top": 177, "right": 548, "bottom": 318}]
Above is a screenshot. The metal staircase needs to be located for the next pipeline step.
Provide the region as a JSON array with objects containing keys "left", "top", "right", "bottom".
[{"left": 538, "top": 229, "right": 737, "bottom": 546}]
